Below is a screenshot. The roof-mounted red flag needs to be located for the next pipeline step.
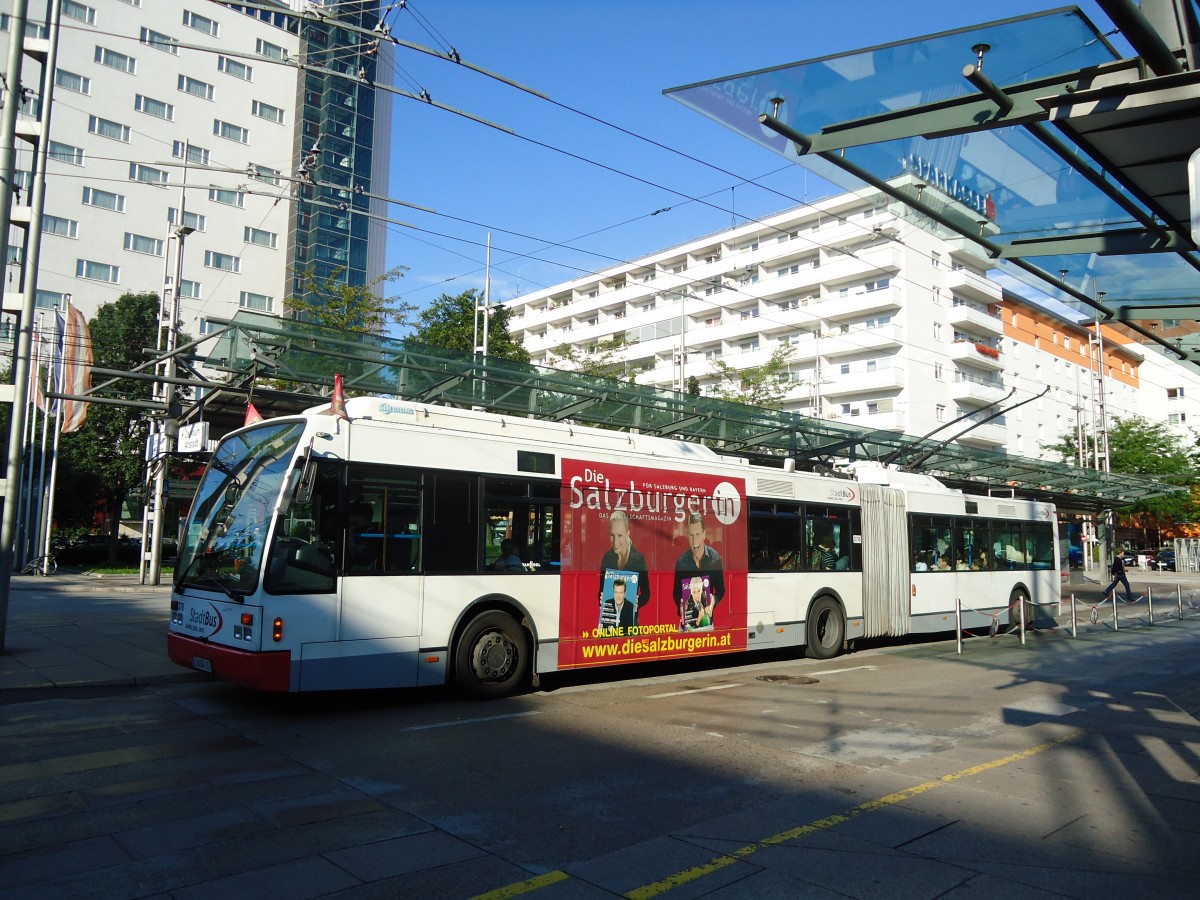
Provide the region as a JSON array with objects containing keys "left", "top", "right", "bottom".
[
  {"left": 244, "top": 402, "right": 263, "bottom": 426},
  {"left": 317, "top": 373, "right": 350, "bottom": 420}
]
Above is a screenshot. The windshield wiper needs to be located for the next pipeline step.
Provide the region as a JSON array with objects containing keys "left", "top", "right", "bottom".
[{"left": 175, "top": 550, "right": 246, "bottom": 602}]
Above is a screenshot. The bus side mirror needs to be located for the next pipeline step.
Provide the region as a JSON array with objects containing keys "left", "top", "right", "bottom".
[{"left": 295, "top": 442, "right": 316, "bottom": 504}]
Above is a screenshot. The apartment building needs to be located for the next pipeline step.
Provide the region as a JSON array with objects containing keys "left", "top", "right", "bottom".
[
  {"left": 0, "top": 0, "right": 390, "bottom": 337},
  {"left": 506, "top": 189, "right": 1200, "bottom": 460}
]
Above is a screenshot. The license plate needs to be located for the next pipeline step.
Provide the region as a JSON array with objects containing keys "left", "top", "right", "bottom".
[{"left": 192, "top": 655, "right": 213, "bottom": 673}]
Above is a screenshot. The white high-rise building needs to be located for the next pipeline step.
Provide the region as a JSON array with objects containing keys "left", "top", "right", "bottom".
[
  {"left": 0, "top": 0, "right": 392, "bottom": 336},
  {"left": 506, "top": 189, "right": 1200, "bottom": 461}
]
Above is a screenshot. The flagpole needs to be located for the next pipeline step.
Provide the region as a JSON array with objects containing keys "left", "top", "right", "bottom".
[{"left": 34, "top": 331, "right": 52, "bottom": 561}]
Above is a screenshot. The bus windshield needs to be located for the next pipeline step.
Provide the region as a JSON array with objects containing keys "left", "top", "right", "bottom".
[{"left": 175, "top": 421, "right": 306, "bottom": 597}]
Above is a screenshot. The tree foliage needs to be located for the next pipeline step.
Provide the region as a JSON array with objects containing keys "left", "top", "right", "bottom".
[
  {"left": 285, "top": 266, "right": 412, "bottom": 333},
  {"left": 408, "top": 289, "right": 530, "bottom": 364},
  {"left": 1042, "top": 415, "right": 1200, "bottom": 523},
  {"left": 707, "top": 345, "right": 795, "bottom": 409},
  {"left": 552, "top": 334, "right": 629, "bottom": 380},
  {"left": 59, "top": 292, "right": 178, "bottom": 553}
]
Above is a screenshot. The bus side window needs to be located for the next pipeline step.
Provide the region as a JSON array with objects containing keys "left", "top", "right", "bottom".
[
  {"left": 343, "top": 465, "right": 422, "bottom": 575},
  {"left": 265, "top": 461, "right": 339, "bottom": 594},
  {"left": 482, "top": 477, "right": 560, "bottom": 573}
]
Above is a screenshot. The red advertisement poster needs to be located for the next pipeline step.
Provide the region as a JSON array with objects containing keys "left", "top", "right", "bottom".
[{"left": 559, "top": 458, "right": 747, "bottom": 668}]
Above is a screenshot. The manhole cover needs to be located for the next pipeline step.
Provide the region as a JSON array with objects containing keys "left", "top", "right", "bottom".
[{"left": 756, "top": 674, "right": 819, "bottom": 685}]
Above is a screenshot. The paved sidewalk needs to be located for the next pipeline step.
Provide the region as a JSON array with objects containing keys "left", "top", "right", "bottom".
[{"left": 0, "top": 571, "right": 194, "bottom": 692}]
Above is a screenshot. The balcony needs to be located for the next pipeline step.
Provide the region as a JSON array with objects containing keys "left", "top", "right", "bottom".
[
  {"left": 947, "top": 339, "right": 1004, "bottom": 371},
  {"left": 947, "top": 303, "right": 1003, "bottom": 336},
  {"left": 954, "top": 420, "right": 1007, "bottom": 449},
  {"left": 822, "top": 366, "right": 905, "bottom": 397},
  {"left": 945, "top": 266, "right": 1001, "bottom": 304},
  {"left": 825, "top": 409, "right": 907, "bottom": 432},
  {"left": 821, "top": 286, "right": 902, "bottom": 322},
  {"left": 820, "top": 323, "right": 904, "bottom": 356},
  {"left": 950, "top": 376, "right": 1007, "bottom": 405}
]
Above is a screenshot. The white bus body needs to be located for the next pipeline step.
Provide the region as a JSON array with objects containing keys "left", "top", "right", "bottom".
[{"left": 168, "top": 398, "right": 1060, "bottom": 696}]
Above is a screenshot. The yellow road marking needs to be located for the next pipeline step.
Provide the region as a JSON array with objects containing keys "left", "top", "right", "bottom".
[
  {"left": 476, "top": 733, "right": 1076, "bottom": 900},
  {"left": 470, "top": 869, "right": 569, "bottom": 899}
]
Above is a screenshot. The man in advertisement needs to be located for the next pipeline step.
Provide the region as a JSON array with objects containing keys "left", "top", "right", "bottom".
[{"left": 673, "top": 512, "right": 726, "bottom": 618}]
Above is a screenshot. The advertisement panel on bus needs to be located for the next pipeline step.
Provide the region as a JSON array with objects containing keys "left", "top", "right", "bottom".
[{"left": 559, "top": 459, "right": 747, "bottom": 668}]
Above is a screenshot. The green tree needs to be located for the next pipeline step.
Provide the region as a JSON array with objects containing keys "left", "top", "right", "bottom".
[
  {"left": 1043, "top": 415, "right": 1200, "bottom": 540},
  {"left": 59, "top": 292, "right": 178, "bottom": 557},
  {"left": 552, "top": 334, "right": 629, "bottom": 379},
  {"left": 408, "top": 289, "right": 530, "bottom": 364},
  {"left": 707, "top": 345, "right": 795, "bottom": 409},
  {"left": 285, "top": 265, "right": 412, "bottom": 333}
]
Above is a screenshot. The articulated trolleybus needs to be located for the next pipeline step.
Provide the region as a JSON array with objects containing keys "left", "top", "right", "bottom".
[{"left": 169, "top": 397, "right": 1061, "bottom": 697}]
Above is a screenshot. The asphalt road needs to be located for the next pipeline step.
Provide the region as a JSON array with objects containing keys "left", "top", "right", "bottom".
[{"left": 2, "top": 576, "right": 1199, "bottom": 898}]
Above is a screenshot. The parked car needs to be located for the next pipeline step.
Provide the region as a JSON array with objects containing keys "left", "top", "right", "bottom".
[{"left": 1153, "top": 549, "right": 1176, "bottom": 571}]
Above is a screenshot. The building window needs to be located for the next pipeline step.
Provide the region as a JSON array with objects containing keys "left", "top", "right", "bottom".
[
  {"left": 251, "top": 100, "right": 284, "bottom": 124},
  {"left": 208, "top": 186, "right": 245, "bottom": 207},
  {"left": 36, "top": 290, "right": 67, "bottom": 309},
  {"left": 123, "top": 232, "right": 164, "bottom": 256},
  {"left": 204, "top": 250, "right": 240, "bottom": 272},
  {"left": 55, "top": 69, "right": 90, "bottom": 95},
  {"left": 94, "top": 46, "right": 135, "bottom": 74},
  {"left": 864, "top": 277, "right": 890, "bottom": 292},
  {"left": 82, "top": 186, "right": 125, "bottom": 211},
  {"left": 931, "top": 252, "right": 941, "bottom": 268},
  {"left": 76, "top": 259, "right": 119, "bottom": 283},
  {"left": 218, "top": 56, "right": 252, "bottom": 80},
  {"left": 213, "top": 119, "right": 248, "bottom": 143},
  {"left": 88, "top": 115, "right": 130, "bottom": 142},
  {"left": 244, "top": 226, "right": 277, "bottom": 249},
  {"left": 168, "top": 208, "right": 206, "bottom": 231},
  {"left": 48, "top": 141, "right": 84, "bottom": 166},
  {"left": 42, "top": 215, "right": 78, "bottom": 238},
  {"left": 139, "top": 27, "right": 178, "bottom": 54},
  {"left": 936, "top": 404, "right": 946, "bottom": 422},
  {"left": 62, "top": 1, "right": 96, "bottom": 25},
  {"left": 178, "top": 75, "right": 214, "bottom": 101},
  {"left": 239, "top": 291, "right": 273, "bottom": 311},
  {"left": 135, "top": 94, "right": 174, "bottom": 120},
  {"left": 740, "top": 340, "right": 759, "bottom": 353},
  {"left": 1167, "top": 387, "right": 1185, "bottom": 399},
  {"left": 249, "top": 164, "right": 281, "bottom": 185},
  {"left": 129, "top": 163, "right": 169, "bottom": 185},
  {"left": 172, "top": 142, "right": 209, "bottom": 165},
  {"left": 1169, "top": 412, "right": 1187, "bottom": 425},
  {"left": 182, "top": 9, "right": 218, "bottom": 36},
  {"left": 180, "top": 279, "right": 201, "bottom": 299},
  {"left": 255, "top": 38, "right": 287, "bottom": 61}
]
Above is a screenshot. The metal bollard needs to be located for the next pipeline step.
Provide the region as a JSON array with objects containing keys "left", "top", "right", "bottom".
[
  {"left": 1112, "top": 594, "right": 1119, "bottom": 631},
  {"left": 1019, "top": 594, "right": 1026, "bottom": 646},
  {"left": 955, "top": 598, "right": 963, "bottom": 655},
  {"left": 1070, "top": 592, "right": 1077, "bottom": 637},
  {"left": 1179, "top": 584, "right": 1185, "bottom": 621},
  {"left": 1147, "top": 586, "right": 1154, "bottom": 626}
]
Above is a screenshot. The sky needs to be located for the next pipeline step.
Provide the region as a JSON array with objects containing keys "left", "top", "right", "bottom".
[{"left": 376, "top": 1, "right": 1130, "bottom": 327}]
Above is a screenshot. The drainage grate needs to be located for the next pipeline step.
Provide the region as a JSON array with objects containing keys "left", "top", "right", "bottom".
[{"left": 756, "top": 674, "right": 819, "bottom": 685}]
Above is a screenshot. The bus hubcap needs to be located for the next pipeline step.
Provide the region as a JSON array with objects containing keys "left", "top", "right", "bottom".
[{"left": 474, "top": 631, "right": 516, "bottom": 680}]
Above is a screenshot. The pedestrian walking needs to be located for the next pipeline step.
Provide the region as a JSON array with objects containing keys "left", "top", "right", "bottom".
[{"left": 1105, "top": 552, "right": 1135, "bottom": 603}]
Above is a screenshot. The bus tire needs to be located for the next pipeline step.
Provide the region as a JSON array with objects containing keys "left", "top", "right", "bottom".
[
  {"left": 454, "top": 610, "right": 528, "bottom": 699},
  {"left": 1008, "top": 588, "right": 1033, "bottom": 632},
  {"left": 805, "top": 596, "right": 845, "bottom": 660}
]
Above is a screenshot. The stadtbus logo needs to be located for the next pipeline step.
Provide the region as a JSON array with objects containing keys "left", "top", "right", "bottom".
[{"left": 828, "top": 486, "right": 856, "bottom": 503}]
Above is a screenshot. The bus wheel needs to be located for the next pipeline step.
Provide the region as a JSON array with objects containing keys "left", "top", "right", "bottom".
[
  {"left": 805, "top": 596, "right": 845, "bottom": 660},
  {"left": 1008, "top": 588, "right": 1033, "bottom": 632},
  {"left": 455, "top": 610, "right": 528, "bottom": 699}
]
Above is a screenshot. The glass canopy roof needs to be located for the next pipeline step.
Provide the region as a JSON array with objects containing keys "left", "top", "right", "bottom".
[
  {"left": 197, "top": 311, "right": 1169, "bottom": 510},
  {"left": 665, "top": 6, "right": 1200, "bottom": 359}
]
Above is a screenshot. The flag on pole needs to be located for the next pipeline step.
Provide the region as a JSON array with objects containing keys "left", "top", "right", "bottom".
[
  {"left": 31, "top": 323, "right": 45, "bottom": 413},
  {"left": 317, "top": 373, "right": 350, "bottom": 420},
  {"left": 244, "top": 402, "right": 264, "bottom": 426},
  {"left": 58, "top": 304, "right": 93, "bottom": 433}
]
